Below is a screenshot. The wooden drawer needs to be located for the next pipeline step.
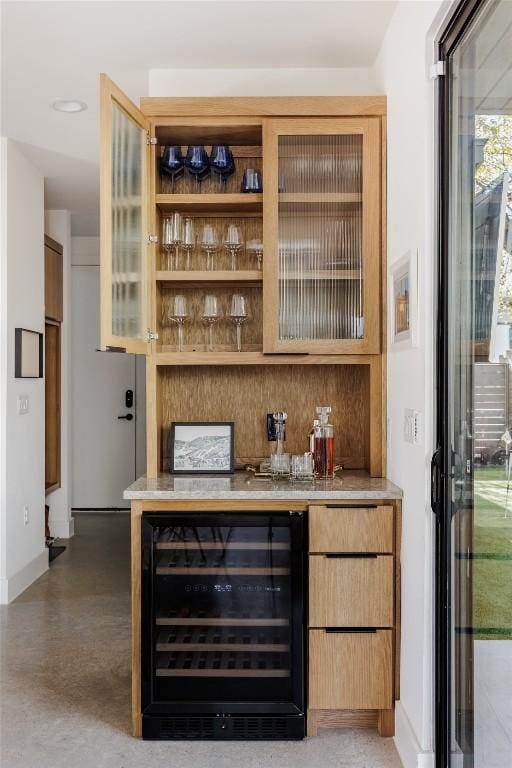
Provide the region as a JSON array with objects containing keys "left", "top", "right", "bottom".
[
  {"left": 309, "top": 554, "right": 393, "bottom": 627},
  {"left": 309, "top": 505, "right": 394, "bottom": 553},
  {"left": 309, "top": 628, "right": 393, "bottom": 710}
]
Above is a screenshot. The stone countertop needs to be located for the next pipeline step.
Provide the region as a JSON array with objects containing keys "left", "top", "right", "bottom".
[{"left": 123, "top": 471, "right": 402, "bottom": 501}]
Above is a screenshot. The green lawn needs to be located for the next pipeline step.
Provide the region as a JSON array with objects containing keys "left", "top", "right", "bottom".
[{"left": 473, "top": 466, "right": 512, "bottom": 639}]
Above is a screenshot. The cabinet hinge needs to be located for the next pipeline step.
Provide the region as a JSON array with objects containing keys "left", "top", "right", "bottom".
[
  {"left": 148, "top": 234, "right": 158, "bottom": 244},
  {"left": 430, "top": 60, "right": 445, "bottom": 79},
  {"left": 146, "top": 329, "right": 159, "bottom": 342},
  {"left": 146, "top": 135, "right": 158, "bottom": 145}
]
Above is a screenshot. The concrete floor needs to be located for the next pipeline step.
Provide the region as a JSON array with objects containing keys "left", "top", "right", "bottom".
[{"left": 0, "top": 513, "right": 402, "bottom": 768}]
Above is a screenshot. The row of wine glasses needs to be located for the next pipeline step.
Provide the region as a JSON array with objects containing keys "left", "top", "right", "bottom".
[
  {"left": 168, "top": 294, "right": 248, "bottom": 353},
  {"left": 160, "top": 144, "right": 262, "bottom": 193},
  {"left": 162, "top": 213, "right": 263, "bottom": 271}
]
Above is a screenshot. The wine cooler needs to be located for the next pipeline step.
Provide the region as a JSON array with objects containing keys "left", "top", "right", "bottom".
[{"left": 141, "top": 512, "right": 305, "bottom": 740}]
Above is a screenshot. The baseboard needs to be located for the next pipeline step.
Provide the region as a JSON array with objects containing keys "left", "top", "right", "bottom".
[
  {"left": 49, "top": 516, "right": 74, "bottom": 539},
  {"left": 394, "top": 701, "right": 434, "bottom": 768},
  {"left": 0, "top": 549, "right": 49, "bottom": 604}
]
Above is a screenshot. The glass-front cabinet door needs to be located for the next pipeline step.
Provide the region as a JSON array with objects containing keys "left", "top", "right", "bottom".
[
  {"left": 100, "top": 74, "right": 151, "bottom": 354},
  {"left": 263, "top": 118, "right": 381, "bottom": 354}
]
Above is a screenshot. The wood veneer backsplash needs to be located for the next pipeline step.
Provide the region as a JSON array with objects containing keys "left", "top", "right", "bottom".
[{"left": 158, "top": 364, "right": 370, "bottom": 471}]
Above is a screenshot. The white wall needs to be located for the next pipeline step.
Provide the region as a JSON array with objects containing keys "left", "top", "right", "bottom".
[
  {"left": 44, "top": 210, "right": 74, "bottom": 539},
  {"left": 0, "top": 137, "right": 47, "bottom": 603},
  {"left": 375, "top": 2, "right": 451, "bottom": 767},
  {"left": 149, "top": 67, "right": 381, "bottom": 97}
]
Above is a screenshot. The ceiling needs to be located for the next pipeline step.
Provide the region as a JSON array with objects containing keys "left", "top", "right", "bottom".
[{"left": 1, "top": 0, "right": 396, "bottom": 235}]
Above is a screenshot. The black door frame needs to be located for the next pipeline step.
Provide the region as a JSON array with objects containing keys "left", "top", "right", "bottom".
[{"left": 434, "top": 1, "right": 488, "bottom": 767}]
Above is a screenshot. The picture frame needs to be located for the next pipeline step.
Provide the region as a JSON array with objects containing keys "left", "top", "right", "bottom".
[
  {"left": 14, "top": 328, "right": 43, "bottom": 378},
  {"left": 389, "top": 249, "right": 418, "bottom": 348},
  {"left": 169, "top": 421, "right": 235, "bottom": 475}
]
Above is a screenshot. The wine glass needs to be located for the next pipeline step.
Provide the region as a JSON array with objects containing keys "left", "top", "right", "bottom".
[
  {"left": 185, "top": 145, "right": 210, "bottom": 192},
  {"left": 200, "top": 224, "right": 219, "bottom": 271},
  {"left": 162, "top": 212, "right": 182, "bottom": 270},
  {"left": 229, "top": 294, "right": 248, "bottom": 352},
  {"left": 224, "top": 224, "right": 244, "bottom": 271},
  {"left": 210, "top": 145, "right": 235, "bottom": 190},
  {"left": 241, "top": 168, "right": 263, "bottom": 193},
  {"left": 201, "top": 295, "right": 221, "bottom": 352},
  {"left": 182, "top": 218, "right": 195, "bottom": 271},
  {"left": 168, "top": 295, "right": 189, "bottom": 353},
  {"left": 246, "top": 239, "right": 263, "bottom": 270},
  {"left": 160, "top": 146, "right": 184, "bottom": 192}
]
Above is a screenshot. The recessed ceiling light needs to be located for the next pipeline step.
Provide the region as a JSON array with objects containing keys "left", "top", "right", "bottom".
[{"left": 51, "top": 99, "right": 87, "bottom": 113}]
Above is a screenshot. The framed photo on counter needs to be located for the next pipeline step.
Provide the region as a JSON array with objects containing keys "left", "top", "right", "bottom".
[{"left": 169, "top": 421, "right": 235, "bottom": 475}]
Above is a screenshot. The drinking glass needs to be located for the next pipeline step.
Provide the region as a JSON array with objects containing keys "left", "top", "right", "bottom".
[
  {"left": 200, "top": 224, "right": 219, "bottom": 271},
  {"left": 185, "top": 145, "right": 210, "bottom": 192},
  {"left": 224, "top": 224, "right": 244, "bottom": 271},
  {"left": 162, "top": 212, "right": 183, "bottom": 270},
  {"left": 201, "top": 294, "right": 221, "bottom": 351},
  {"left": 210, "top": 145, "right": 235, "bottom": 190},
  {"left": 168, "top": 295, "right": 189, "bottom": 353},
  {"left": 246, "top": 239, "right": 263, "bottom": 270},
  {"left": 160, "top": 146, "right": 184, "bottom": 192},
  {"left": 271, "top": 452, "right": 291, "bottom": 479},
  {"left": 182, "top": 218, "right": 195, "bottom": 271},
  {"left": 229, "top": 294, "right": 248, "bottom": 352},
  {"left": 241, "top": 168, "right": 263, "bottom": 193},
  {"left": 290, "top": 452, "right": 314, "bottom": 481}
]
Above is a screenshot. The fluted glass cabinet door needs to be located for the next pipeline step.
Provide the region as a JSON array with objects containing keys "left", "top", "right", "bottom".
[
  {"left": 263, "top": 118, "right": 381, "bottom": 354},
  {"left": 100, "top": 74, "right": 151, "bottom": 354}
]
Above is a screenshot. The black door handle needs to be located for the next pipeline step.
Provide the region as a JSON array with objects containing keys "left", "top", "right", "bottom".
[
  {"left": 118, "top": 414, "right": 134, "bottom": 421},
  {"left": 431, "top": 447, "right": 441, "bottom": 515}
]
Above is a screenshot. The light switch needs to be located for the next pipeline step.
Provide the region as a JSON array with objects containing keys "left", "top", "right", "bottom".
[
  {"left": 404, "top": 409, "right": 421, "bottom": 445},
  {"left": 17, "top": 395, "right": 29, "bottom": 415}
]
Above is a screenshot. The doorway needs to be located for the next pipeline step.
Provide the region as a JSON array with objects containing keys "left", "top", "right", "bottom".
[{"left": 436, "top": 0, "right": 512, "bottom": 766}]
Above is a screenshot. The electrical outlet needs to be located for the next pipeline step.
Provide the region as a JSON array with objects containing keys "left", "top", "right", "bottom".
[
  {"left": 23, "top": 505, "right": 29, "bottom": 526},
  {"left": 404, "top": 409, "right": 422, "bottom": 445},
  {"left": 17, "top": 395, "right": 29, "bottom": 415}
]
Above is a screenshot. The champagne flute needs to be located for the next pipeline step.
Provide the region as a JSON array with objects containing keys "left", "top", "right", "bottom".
[
  {"left": 200, "top": 224, "right": 219, "bottom": 271},
  {"left": 163, "top": 212, "right": 183, "bottom": 270},
  {"left": 201, "top": 294, "right": 221, "bottom": 352},
  {"left": 224, "top": 224, "right": 244, "bottom": 271},
  {"left": 182, "top": 218, "right": 195, "bottom": 271},
  {"left": 229, "top": 294, "right": 248, "bottom": 352},
  {"left": 168, "top": 294, "right": 189, "bottom": 352}
]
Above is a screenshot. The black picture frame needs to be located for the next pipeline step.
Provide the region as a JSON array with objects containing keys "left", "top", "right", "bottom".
[
  {"left": 14, "top": 328, "right": 43, "bottom": 378},
  {"left": 169, "top": 421, "right": 235, "bottom": 475}
]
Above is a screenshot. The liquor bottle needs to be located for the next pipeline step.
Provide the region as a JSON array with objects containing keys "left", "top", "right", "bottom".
[{"left": 313, "top": 406, "right": 334, "bottom": 479}]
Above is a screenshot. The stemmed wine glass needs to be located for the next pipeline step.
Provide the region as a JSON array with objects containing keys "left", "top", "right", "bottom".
[
  {"left": 224, "top": 224, "right": 244, "bottom": 271},
  {"left": 200, "top": 224, "right": 219, "bottom": 271},
  {"left": 160, "top": 146, "right": 184, "bottom": 192},
  {"left": 201, "top": 295, "right": 221, "bottom": 352},
  {"left": 182, "top": 218, "right": 195, "bottom": 271},
  {"left": 185, "top": 145, "right": 210, "bottom": 192},
  {"left": 229, "top": 294, "right": 248, "bottom": 352},
  {"left": 168, "top": 295, "right": 189, "bottom": 353},
  {"left": 162, "top": 212, "right": 183, "bottom": 270},
  {"left": 210, "top": 145, "right": 235, "bottom": 190},
  {"left": 247, "top": 239, "right": 263, "bottom": 270}
]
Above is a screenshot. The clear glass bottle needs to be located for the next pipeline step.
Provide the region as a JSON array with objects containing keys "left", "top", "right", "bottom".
[
  {"left": 313, "top": 406, "right": 334, "bottom": 479},
  {"left": 270, "top": 412, "right": 290, "bottom": 478},
  {"left": 309, "top": 419, "right": 319, "bottom": 454}
]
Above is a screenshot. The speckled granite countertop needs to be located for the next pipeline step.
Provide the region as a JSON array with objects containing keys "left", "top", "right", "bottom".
[{"left": 124, "top": 471, "right": 402, "bottom": 501}]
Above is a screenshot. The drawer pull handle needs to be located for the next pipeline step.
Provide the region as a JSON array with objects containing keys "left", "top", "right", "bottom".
[
  {"left": 325, "top": 627, "right": 378, "bottom": 634},
  {"left": 324, "top": 553, "right": 378, "bottom": 559}
]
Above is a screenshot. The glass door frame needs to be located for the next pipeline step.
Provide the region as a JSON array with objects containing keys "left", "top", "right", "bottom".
[
  {"left": 262, "top": 117, "right": 381, "bottom": 354},
  {"left": 99, "top": 74, "right": 152, "bottom": 354},
  {"left": 434, "top": 2, "right": 488, "bottom": 766}
]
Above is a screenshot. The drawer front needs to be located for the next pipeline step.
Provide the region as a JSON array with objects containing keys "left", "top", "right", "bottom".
[
  {"left": 309, "top": 505, "right": 394, "bottom": 553},
  {"left": 309, "top": 555, "right": 393, "bottom": 627},
  {"left": 309, "top": 629, "right": 393, "bottom": 710}
]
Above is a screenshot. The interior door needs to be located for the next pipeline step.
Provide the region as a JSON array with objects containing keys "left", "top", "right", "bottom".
[
  {"left": 262, "top": 118, "right": 381, "bottom": 354},
  {"left": 100, "top": 73, "right": 151, "bottom": 354}
]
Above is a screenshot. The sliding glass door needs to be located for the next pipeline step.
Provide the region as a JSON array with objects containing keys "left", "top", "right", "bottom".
[{"left": 436, "top": 1, "right": 512, "bottom": 766}]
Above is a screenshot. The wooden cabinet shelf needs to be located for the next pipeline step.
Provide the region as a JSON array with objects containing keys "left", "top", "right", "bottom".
[
  {"left": 156, "top": 193, "right": 263, "bottom": 214},
  {"left": 156, "top": 270, "right": 262, "bottom": 284},
  {"left": 279, "top": 192, "right": 361, "bottom": 204}
]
